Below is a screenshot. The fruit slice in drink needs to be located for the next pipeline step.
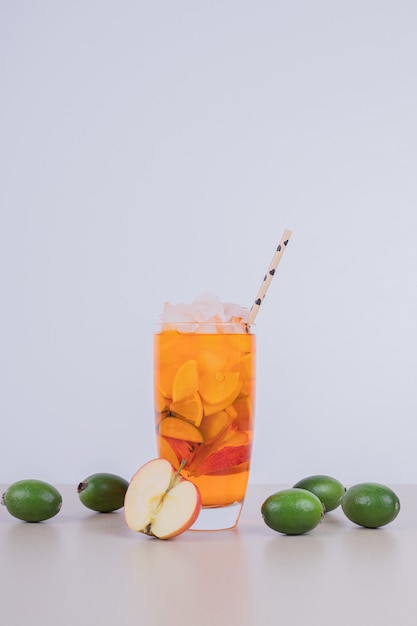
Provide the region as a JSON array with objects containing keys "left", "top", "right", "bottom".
[
  {"left": 172, "top": 360, "right": 199, "bottom": 401},
  {"left": 158, "top": 417, "right": 204, "bottom": 443},
  {"left": 170, "top": 393, "right": 204, "bottom": 426}
]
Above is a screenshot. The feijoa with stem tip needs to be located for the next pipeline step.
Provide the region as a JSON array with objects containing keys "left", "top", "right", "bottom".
[
  {"left": 1, "top": 479, "right": 62, "bottom": 522},
  {"left": 261, "top": 488, "right": 325, "bottom": 535},
  {"left": 293, "top": 474, "right": 346, "bottom": 512},
  {"left": 77, "top": 472, "right": 129, "bottom": 512},
  {"left": 341, "top": 482, "right": 400, "bottom": 528}
]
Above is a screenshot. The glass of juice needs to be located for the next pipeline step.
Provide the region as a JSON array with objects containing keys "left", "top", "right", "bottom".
[{"left": 154, "top": 315, "right": 256, "bottom": 530}]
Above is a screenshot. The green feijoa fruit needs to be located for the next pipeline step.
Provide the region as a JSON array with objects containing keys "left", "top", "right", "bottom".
[
  {"left": 261, "top": 488, "right": 324, "bottom": 535},
  {"left": 1, "top": 479, "right": 62, "bottom": 522},
  {"left": 293, "top": 474, "right": 346, "bottom": 512},
  {"left": 77, "top": 472, "right": 129, "bottom": 512},
  {"left": 341, "top": 482, "right": 400, "bottom": 528}
]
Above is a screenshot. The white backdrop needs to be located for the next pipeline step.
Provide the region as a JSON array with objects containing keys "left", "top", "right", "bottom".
[{"left": 1, "top": 1, "right": 416, "bottom": 487}]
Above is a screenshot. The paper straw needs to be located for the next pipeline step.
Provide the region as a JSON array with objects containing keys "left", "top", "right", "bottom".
[{"left": 245, "top": 229, "right": 292, "bottom": 325}]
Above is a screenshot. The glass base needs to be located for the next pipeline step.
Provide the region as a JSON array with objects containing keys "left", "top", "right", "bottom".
[{"left": 190, "top": 502, "right": 243, "bottom": 531}]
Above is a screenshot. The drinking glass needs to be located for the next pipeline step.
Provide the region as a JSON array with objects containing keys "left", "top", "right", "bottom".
[{"left": 154, "top": 321, "right": 256, "bottom": 530}]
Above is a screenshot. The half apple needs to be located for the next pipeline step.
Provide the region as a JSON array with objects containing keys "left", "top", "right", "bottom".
[{"left": 124, "top": 458, "right": 201, "bottom": 539}]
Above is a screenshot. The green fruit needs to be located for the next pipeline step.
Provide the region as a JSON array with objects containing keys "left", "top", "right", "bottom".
[
  {"left": 77, "top": 472, "right": 129, "bottom": 512},
  {"left": 293, "top": 474, "right": 346, "bottom": 512},
  {"left": 1, "top": 479, "right": 62, "bottom": 522},
  {"left": 341, "top": 482, "right": 400, "bottom": 528},
  {"left": 261, "top": 488, "right": 324, "bottom": 535}
]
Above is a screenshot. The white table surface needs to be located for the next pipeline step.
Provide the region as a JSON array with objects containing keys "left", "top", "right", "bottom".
[{"left": 1, "top": 483, "right": 416, "bottom": 626}]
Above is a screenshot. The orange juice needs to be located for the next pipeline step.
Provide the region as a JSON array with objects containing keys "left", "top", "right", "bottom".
[{"left": 154, "top": 323, "right": 255, "bottom": 519}]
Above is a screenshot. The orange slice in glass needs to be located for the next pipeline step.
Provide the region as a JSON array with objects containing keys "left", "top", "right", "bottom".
[
  {"left": 199, "top": 371, "right": 240, "bottom": 406},
  {"left": 155, "top": 364, "right": 177, "bottom": 400},
  {"left": 172, "top": 359, "right": 199, "bottom": 401},
  {"left": 158, "top": 416, "right": 204, "bottom": 443},
  {"left": 230, "top": 354, "right": 255, "bottom": 397},
  {"left": 200, "top": 410, "right": 233, "bottom": 441},
  {"left": 225, "top": 403, "right": 238, "bottom": 418},
  {"left": 201, "top": 377, "right": 243, "bottom": 416},
  {"left": 154, "top": 387, "right": 169, "bottom": 415},
  {"left": 170, "top": 392, "right": 204, "bottom": 426},
  {"left": 233, "top": 396, "right": 253, "bottom": 430}
]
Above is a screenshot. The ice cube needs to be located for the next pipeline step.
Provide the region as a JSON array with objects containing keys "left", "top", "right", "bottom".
[
  {"left": 223, "top": 301, "right": 248, "bottom": 322},
  {"left": 191, "top": 292, "right": 225, "bottom": 322},
  {"left": 160, "top": 292, "right": 248, "bottom": 332}
]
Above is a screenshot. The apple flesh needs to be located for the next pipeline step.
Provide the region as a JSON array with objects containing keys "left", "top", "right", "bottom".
[{"left": 124, "top": 458, "right": 202, "bottom": 539}]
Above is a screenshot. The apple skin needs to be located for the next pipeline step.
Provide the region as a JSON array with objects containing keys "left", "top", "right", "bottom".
[{"left": 124, "top": 458, "right": 202, "bottom": 539}]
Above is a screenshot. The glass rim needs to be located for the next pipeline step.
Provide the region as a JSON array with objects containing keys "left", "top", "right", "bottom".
[{"left": 154, "top": 321, "right": 255, "bottom": 334}]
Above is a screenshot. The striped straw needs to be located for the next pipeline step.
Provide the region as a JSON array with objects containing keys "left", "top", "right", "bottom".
[{"left": 245, "top": 229, "right": 292, "bottom": 325}]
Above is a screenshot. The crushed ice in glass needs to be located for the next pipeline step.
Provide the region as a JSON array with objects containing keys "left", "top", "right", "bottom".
[{"left": 160, "top": 292, "right": 249, "bottom": 333}]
